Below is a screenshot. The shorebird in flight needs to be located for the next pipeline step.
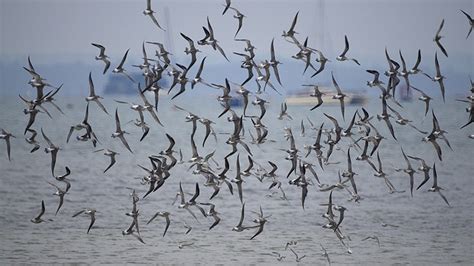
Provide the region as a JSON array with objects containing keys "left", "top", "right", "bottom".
[
  {"left": 94, "top": 149, "right": 119, "bottom": 173},
  {"left": 111, "top": 109, "right": 133, "bottom": 153},
  {"left": 423, "top": 52, "right": 446, "bottom": 102},
  {"left": 31, "top": 200, "right": 46, "bottom": 224},
  {"left": 143, "top": 0, "right": 164, "bottom": 31},
  {"left": 336, "top": 35, "right": 360, "bottom": 65},
  {"left": 86, "top": 72, "right": 109, "bottom": 115},
  {"left": 91, "top": 43, "right": 111, "bottom": 74},
  {"left": 147, "top": 211, "right": 171, "bottom": 237},
  {"left": 0, "top": 128, "right": 15, "bottom": 161},
  {"left": 72, "top": 209, "right": 97, "bottom": 234},
  {"left": 47, "top": 181, "right": 67, "bottom": 215},
  {"left": 460, "top": 10, "right": 473, "bottom": 39},
  {"left": 282, "top": 11, "right": 299, "bottom": 38},
  {"left": 433, "top": 19, "right": 448, "bottom": 57},
  {"left": 429, "top": 163, "right": 450, "bottom": 206},
  {"left": 113, "top": 49, "right": 136, "bottom": 83}
]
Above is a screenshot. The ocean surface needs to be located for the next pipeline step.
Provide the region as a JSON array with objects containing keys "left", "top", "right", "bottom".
[{"left": 0, "top": 93, "right": 473, "bottom": 265}]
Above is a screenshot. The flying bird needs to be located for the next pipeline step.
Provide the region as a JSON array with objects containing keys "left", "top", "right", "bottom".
[
  {"left": 94, "top": 149, "right": 119, "bottom": 173},
  {"left": 111, "top": 109, "right": 133, "bottom": 153},
  {"left": 143, "top": 0, "right": 164, "bottom": 30},
  {"left": 429, "top": 163, "right": 450, "bottom": 206},
  {"left": 0, "top": 128, "right": 15, "bottom": 161},
  {"left": 41, "top": 128, "right": 60, "bottom": 176},
  {"left": 31, "top": 200, "right": 46, "bottom": 224},
  {"left": 460, "top": 10, "right": 473, "bottom": 39},
  {"left": 433, "top": 19, "right": 448, "bottom": 57},
  {"left": 423, "top": 52, "right": 446, "bottom": 102},
  {"left": 229, "top": 7, "right": 245, "bottom": 38},
  {"left": 86, "top": 72, "right": 109, "bottom": 115},
  {"left": 147, "top": 211, "right": 171, "bottom": 237},
  {"left": 331, "top": 72, "right": 347, "bottom": 120},
  {"left": 282, "top": 11, "right": 299, "bottom": 38},
  {"left": 336, "top": 35, "right": 360, "bottom": 65},
  {"left": 113, "top": 49, "right": 136, "bottom": 83},
  {"left": 91, "top": 43, "right": 111, "bottom": 74},
  {"left": 72, "top": 209, "right": 97, "bottom": 234}
]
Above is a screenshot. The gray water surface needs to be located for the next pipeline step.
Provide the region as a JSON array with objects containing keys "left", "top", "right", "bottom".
[{"left": 0, "top": 95, "right": 473, "bottom": 265}]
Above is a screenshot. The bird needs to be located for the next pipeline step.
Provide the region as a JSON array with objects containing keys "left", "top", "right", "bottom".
[
  {"left": 229, "top": 83, "right": 250, "bottom": 117},
  {"left": 368, "top": 151, "right": 401, "bottom": 194},
  {"left": 433, "top": 19, "right": 448, "bottom": 57},
  {"left": 183, "top": 222, "right": 192, "bottom": 234},
  {"left": 200, "top": 202, "right": 221, "bottom": 230},
  {"left": 331, "top": 72, "right": 347, "bottom": 120},
  {"left": 178, "top": 241, "right": 194, "bottom": 249},
  {"left": 91, "top": 43, "right": 111, "bottom": 74},
  {"left": 312, "top": 49, "right": 331, "bottom": 77},
  {"left": 122, "top": 221, "right": 145, "bottom": 244},
  {"left": 320, "top": 244, "right": 331, "bottom": 265},
  {"left": 398, "top": 147, "right": 416, "bottom": 197},
  {"left": 25, "top": 129, "right": 40, "bottom": 153},
  {"left": 422, "top": 110, "right": 447, "bottom": 161},
  {"left": 250, "top": 206, "right": 270, "bottom": 240},
  {"left": 113, "top": 49, "right": 135, "bottom": 83},
  {"left": 270, "top": 252, "right": 286, "bottom": 261},
  {"left": 386, "top": 104, "right": 428, "bottom": 134},
  {"left": 85, "top": 72, "right": 109, "bottom": 115},
  {"left": 342, "top": 147, "right": 360, "bottom": 202},
  {"left": 72, "top": 209, "right": 97, "bottom": 234},
  {"left": 410, "top": 86, "right": 432, "bottom": 116},
  {"left": 304, "top": 84, "right": 324, "bottom": 110},
  {"left": 111, "top": 109, "right": 133, "bottom": 153},
  {"left": 177, "top": 182, "right": 199, "bottom": 221},
  {"left": 333, "top": 205, "right": 347, "bottom": 230},
  {"left": 0, "top": 128, "right": 15, "bottom": 161},
  {"left": 138, "top": 83, "right": 164, "bottom": 126},
  {"left": 278, "top": 102, "right": 292, "bottom": 120},
  {"left": 409, "top": 49, "right": 423, "bottom": 75},
  {"left": 362, "top": 236, "right": 381, "bottom": 247},
  {"left": 47, "top": 181, "right": 67, "bottom": 215},
  {"left": 147, "top": 211, "right": 171, "bottom": 237},
  {"left": 232, "top": 154, "right": 245, "bottom": 203},
  {"left": 289, "top": 247, "right": 306, "bottom": 262},
  {"left": 429, "top": 163, "right": 450, "bottom": 206},
  {"left": 460, "top": 10, "right": 473, "bottom": 39},
  {"left": 198, "top": 17, "right": 229, "bottom": 62},
  {"left": 336, "top": 35, "right": 360, "bottom": 65},
  {"left": 143, "top": 0, "right": 164, "bottom": 31},
  {"left": 366, "top": 70, "right": 384, "bottom": 88},
  {"left": 377, "top": 96, "right": 397, "bottom": 140},
  {"left": 180, "top": 33, "right": 200, "bottom": 69},
  {"left": 282, "top": 11, "right": 299, "bottom": 38},
  {"left": 94, "top": 149, "right": 119, "bottom": 173},
  {"left": 222, "top": 0, "right": 231, "bottom": 15},
  {"left": 191, "top": 57, "right": 212, "bottom": 89},
  {"left": 423, "top": 52, "right": 446, "bottom": 102},
  {"left": 398, "top": 50, "right": 411, "bottom": 92},
  {"left": 228, "top": 7, "right": 245, "bottom": 38},
  {"left": 67, "top": 102, "right": 98, "bottom": 146},
  {"left": 232, "top": 203, "right": 250, "bottom": 232},
  {"left": 20, "top": 98, "right": 43, "bottom": 135},
  {"left": 407, "top": 155, "right": 431, "bottom": 190},
  {"left": 31, "top": 200, "right": 46, "bottom": 224},
  {"left": 41, "top": 128, "right": 60, "bottom": 176},
  {"left": 269, "top": 39, "right": 283, "bottom": 86}
]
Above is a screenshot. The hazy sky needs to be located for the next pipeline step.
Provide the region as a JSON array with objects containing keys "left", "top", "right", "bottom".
[
  {"left": 1, "top": 0, "right": 472, "bottom": 59},
  {"left": 0, "top": 0, "right": 472, "bottom": 95}
]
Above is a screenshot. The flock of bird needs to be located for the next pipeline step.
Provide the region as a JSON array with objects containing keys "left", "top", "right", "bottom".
[{"left": 1, "top": 0, "right": 473, "bottom": 263}]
